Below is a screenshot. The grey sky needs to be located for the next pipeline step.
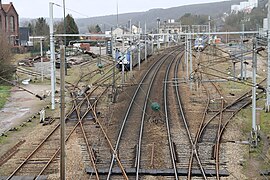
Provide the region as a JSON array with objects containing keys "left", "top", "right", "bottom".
[{"left": 2, "top": 0, "right": 228, "bottom": 18}]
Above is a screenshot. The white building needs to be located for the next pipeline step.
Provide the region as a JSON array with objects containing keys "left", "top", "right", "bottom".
[
  {"left": 231, "top": 0, "right": 258, "bottom": 13},
  {"left": 112, "top": 27, "right": 125, "bottom": 38},
  {"left": 131, "top": 25, "right": 142, "bottom": 34}
]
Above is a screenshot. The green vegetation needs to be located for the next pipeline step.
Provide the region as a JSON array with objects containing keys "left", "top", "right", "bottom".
[
  {"left": 0, "top": 34, "right": 16, "bottom": 83},
  {"left": 88, "top": 24, "right": 102, "bottom": 33},
  {"left": 28, "top": 17, "right": 49, "bottom": 36},
  {"left": 176, "top": 13, "right": 208, "bottom": 26},
  {"left": 0, "top": 86, "right": 11, "bottom": 109},
  {"left": 175, "top": 2, "right": 267, "bottom": 32},
  {"left": 56, "top": 14, "right": 80, "bottom": 45}
]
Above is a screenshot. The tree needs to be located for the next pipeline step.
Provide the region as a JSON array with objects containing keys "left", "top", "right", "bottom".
[
  {"left": 27, "top": 22, "right": 34, "bottom": 36},
  {"left": 88, "top": 24, "right": 102, "bottom": 33},
  {"left": 222, "top": 6, "right": 267, "bottom": 32},
  {"left": 0, "top": 34, "right": 15, "bottom": 84},
  {"left": 56, "top": 14, "right": 79, "bottom": 45},
  {"left": 34, "top": 17, "right": 49, "bottom": 36},
  {"left": 177, "top": 13, "right": 208, "bottom": 26}
]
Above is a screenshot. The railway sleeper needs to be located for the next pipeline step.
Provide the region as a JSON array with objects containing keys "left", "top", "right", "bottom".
[
  {"left": 0, "top": 175, "right": 48, "bottom": 179},
  {"left": 86, "top": 167, "right": 230, "bottom": 176}
]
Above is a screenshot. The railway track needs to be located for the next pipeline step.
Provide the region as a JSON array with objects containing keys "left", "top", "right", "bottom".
[
  {"left": 1, "top": 43, "right": 266, "bottom": 179},
  {"left": 107, "top": 47, "right": 179, "bottom": 179},
  {"left": 1, "top": 60, "right": 125, "bottom": 179},
  {"left": 170, "top": 50, "right": 208, "bottom": 179}
]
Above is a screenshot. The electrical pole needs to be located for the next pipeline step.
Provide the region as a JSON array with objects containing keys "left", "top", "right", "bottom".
[
  {"left": 130, "top": 19, "right": 132, "bottom": 33},
  {"left": 112, "top": 28, "right": 116, "bottom": 103},
  {"left": 157, "top": 18, "right": 160, "bottom": 51},
  {"left": 186, "top": 33, "right": 189, "bottom": 83},
  {"left": 130, "top": 49, "right": 133, "bottom": 73},
  {"left": 116, "top": 0, "right": 119, "bottom": 28},
  {"left": 138, "top": 22, "right": 141, "bottom": 70},
  {"left": 99, "top": 41, "right": 102, "bottom": 65},
  {"left": 208, "top": 16, "right": 211, "bottom": 45},
  {"left": 151, "top": 36, "right": 154, "bottom": 53},
  {"left": 251, "top": 38, "right": 257, "bottom": 147},
  {"left": 145, "top": 22, "right": 147, "bottom": 62},
  {"left": 40, "top": 38, "right": 44, "bottom": 82},
  {"left": 121, "top": 56, "right": 124, "bottom": 85},
  {"left": 189, "top": 33, "right": 193, "bottom": 89},
  {"left": 49, "top": 2, "right": 55, "bottom": 110},
  {"left": 60, "top": 43, "right": 66, "bottom": 180},
  {"left": 241, "top": 24, "right": 245, "bottom": 80},
  {"left": 266, "top": 0, "right": 270, "bottom": 112},
  {"left": 63, "top": 0, "right": 67, "bottom": 75}
]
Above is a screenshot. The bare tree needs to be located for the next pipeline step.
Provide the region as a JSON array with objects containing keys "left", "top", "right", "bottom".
[{"left": 0, "top": 34, "right": 15, "bottom": 84}]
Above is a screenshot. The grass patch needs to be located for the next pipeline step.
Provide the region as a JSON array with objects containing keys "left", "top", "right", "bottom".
[
  {"left": 0, "top": 86, "right": 11, "bottom": 109},
  {"left": 259, "top": 109, "right": 270, "bottom": 137}
]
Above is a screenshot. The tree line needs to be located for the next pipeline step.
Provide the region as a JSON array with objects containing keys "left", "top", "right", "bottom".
[
  {"left": 26, "top": 14, "right": 102, "bottom": 45},
  {"left": 176, "top": 5, "right": 267, "bottom": 32}
]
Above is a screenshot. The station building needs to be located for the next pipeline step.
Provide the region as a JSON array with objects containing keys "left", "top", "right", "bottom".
[{"left": 0, "top": 1, "right": 19, "bottom": 46}]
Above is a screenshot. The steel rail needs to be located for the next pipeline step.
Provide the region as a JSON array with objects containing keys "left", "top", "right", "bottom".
[
  {"left": 6, "top": 65, "right": 117, "bottom": 179},
  {"left": 136, "top": 50, "right": 178, "bottom": 179},
  {"left": 73, "top": 93, "right": 100, "bottom": 179},
  {"left": 34, "top": 90, "right": 101, "bottom": 179},
  {"left": 34, "top": 84, "right": 110, "bottom": 178},
  {"left": 164, "top": 51, "right": 181, "bottom": 180},
  {"left": 106, "top": 49, "right": 176, "bottom": 180},
  {"left": 174, "top": 51, "right": 207, "bottom": 179},
  {"left": 210, "top": 81, "right": 225, "bottom": 180}
]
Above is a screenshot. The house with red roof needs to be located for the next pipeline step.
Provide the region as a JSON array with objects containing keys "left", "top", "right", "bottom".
[{"left": 0, "top": 1, "right": 19, "bottom": 46}]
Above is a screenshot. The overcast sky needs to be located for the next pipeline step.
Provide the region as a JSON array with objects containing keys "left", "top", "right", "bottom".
[{"left": 3, "top": 0, "right": 228, "bottom": 18}]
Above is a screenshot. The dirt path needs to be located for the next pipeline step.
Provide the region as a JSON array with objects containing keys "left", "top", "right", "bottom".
[{"left": 0, "top": 84, "right": 51, "bottom": 135}]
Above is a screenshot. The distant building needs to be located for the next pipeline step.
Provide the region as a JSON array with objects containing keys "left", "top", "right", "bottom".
[
  {"left": 159, "top": 19, "right": 184, "bottom": 34},
  {"left": 131, "top": 25, "right": 142, "bottom": 34},
  {"left": 112, "top": 27, "right": 131, "bottom": 38},
  {"left": 231, "top": 0, "right": 258, "bottom": 13},
  {"left": 19, "top": 27, "right": 29, "bottom": 46},
  {"left": 0, "top": 1, "right": 19, "bottom": 46}
]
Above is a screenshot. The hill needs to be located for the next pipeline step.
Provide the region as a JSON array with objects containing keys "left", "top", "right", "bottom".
[{"left": 75, "top": 0, "right": 242, "bottom": 33}]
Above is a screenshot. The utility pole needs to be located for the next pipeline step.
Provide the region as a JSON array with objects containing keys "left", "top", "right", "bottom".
[
  {"left": 208, "top": 16, "right": 211, "bottom": 45},
  {"left": 40, "top": 38, "right": 44, "bottom": 82},
  {"left": 138, "top": 22, "right": 141, "bottom": 70},
  {"left": 112, "top": 29, "right": 116, "bottom": 103},
  {"left": 151, "top": 36, "right": 154, "bottom": 54},
  {"left": 189, "top": 33, "right": 193, "bottom": 89},
  {"left": 130, "top": 19, "right": 132, "bottom": 33},
  {"left": 145, "top": 22, "right": 147, "bottom": 62},
  {"left": 266, "top": 0, "right": 270, "bottom": 112},
  {"left": 251, "top": 38, "right": 257, "bottom": 147},
  {"left": 241, "top": 24, "right": 245, "bottom": 80},
  {"left": 60, "top": 44, "right": 66, "bottom": 180},
  {"left": 121, "top": 56, "right": 125, "bottom": 85},
  {"left": 99, "top": 41, "right": 102, "bottom": 65},
  {"left": 130, "top": 49, "right": 133, "bottom": 73},
  {"left": 63, "top": 0, "right": 67, "bottom": 75},
  {"left": 116, "top": 0, "right": 119, "bottom": 28},
  {"left": 49, "top": 2, "right": 55, "bottom": 110},
  {"left": 157, "top": 18, "right": 160, "bottom": 51},
  {"left": 186, "top": 33, "right": 189, "bottom": 82}
]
